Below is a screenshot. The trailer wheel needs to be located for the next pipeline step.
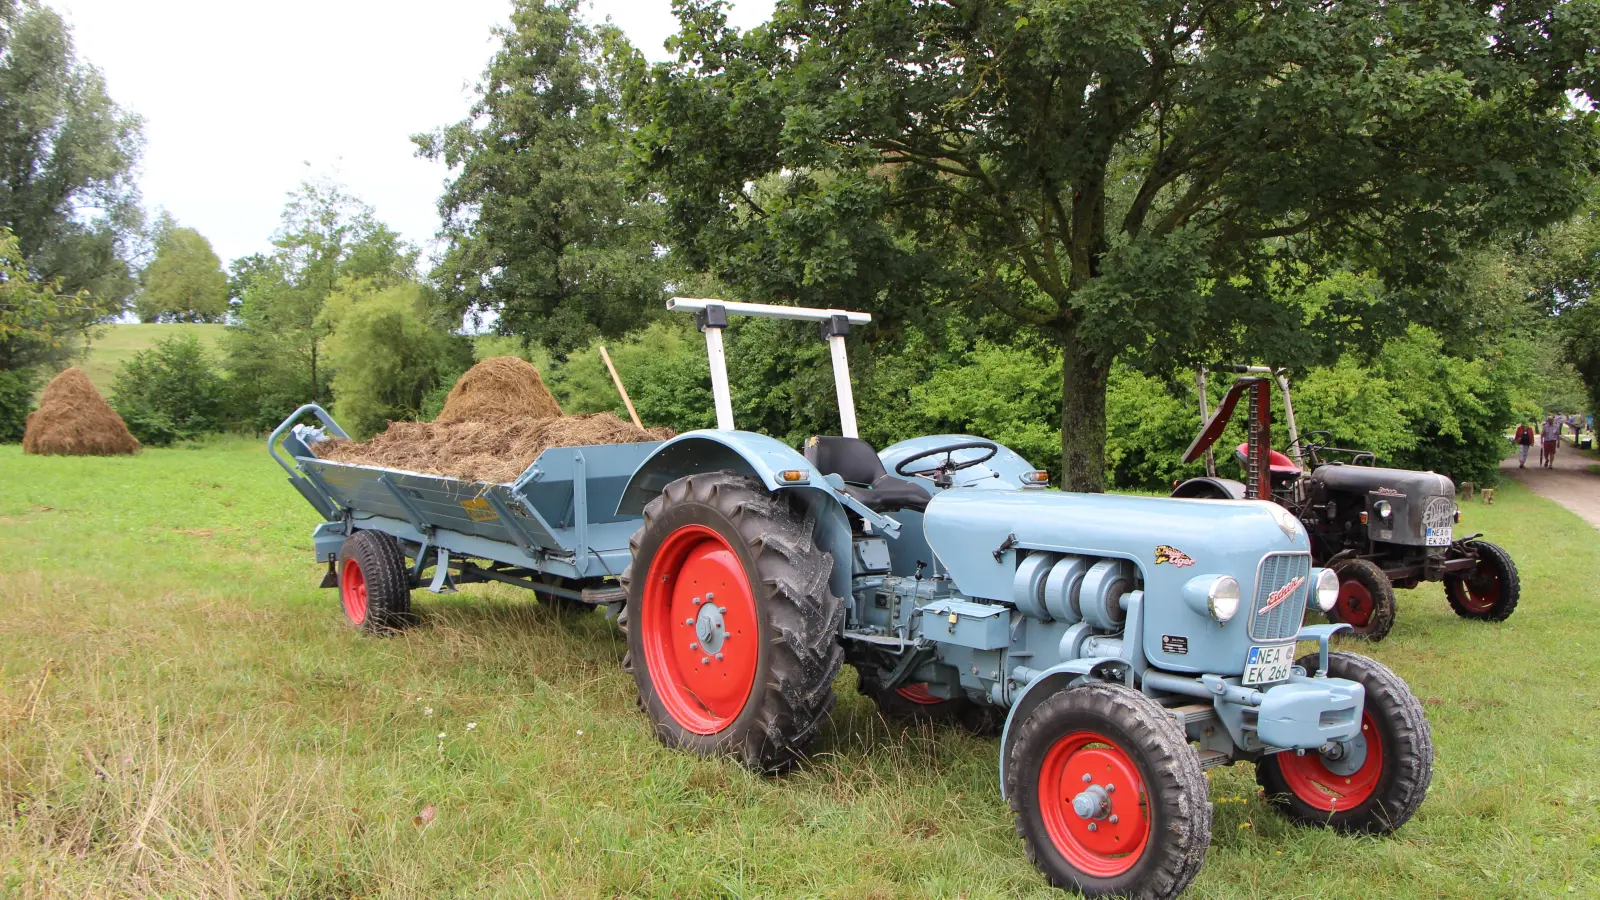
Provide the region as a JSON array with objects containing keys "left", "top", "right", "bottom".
[
  {"left": 1256, "top": 652, "right": 1432, "bottom": 834},
  {"left": 621, "top": 472, "right": 845, "bottom": 774},
  {"left": 337, "top": 530, "right": 412, "bottom": 633},
  {"left": 862, "top": 679, "right": 1002, "bottom": 735},
  {"left": 1006, "top": 683, "right": 1211, "bottom": 900},
  {"left": 1444, "top": 540, "right": 1519, "bottom": 621},
  {"left": 1326, "top": 559, "right": 1395, "bottom": 642}
]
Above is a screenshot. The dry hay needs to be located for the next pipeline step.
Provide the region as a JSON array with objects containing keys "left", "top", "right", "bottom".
[
  {"left": 312, "top": 413, "right": 674, "bottom": 483},
  {"left": 22, "top": 367, "right": 141, "bottom": 457},
  {"left": 434, "top": 356, "right": 562, "bottom": 424}
]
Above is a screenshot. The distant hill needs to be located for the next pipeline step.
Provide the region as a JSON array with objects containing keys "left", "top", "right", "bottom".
[{"left": 79, "top": 323, "right": 228, "bottom": 395}]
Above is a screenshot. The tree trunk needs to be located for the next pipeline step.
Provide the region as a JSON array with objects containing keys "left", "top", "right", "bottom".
[{"left": 1059, "top": 326, "right": 1111, "bottom": 493}]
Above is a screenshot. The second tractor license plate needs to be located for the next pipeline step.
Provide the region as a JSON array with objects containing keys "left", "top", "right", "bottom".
[{"left": 1242, "top": 644, "right": 1295, "bottom": 685}]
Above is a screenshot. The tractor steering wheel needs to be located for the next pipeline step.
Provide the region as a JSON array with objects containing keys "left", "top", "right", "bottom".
[
  {"left": 1289, "top": 430, "right": 1334, "bottom": 458},
  {"left": 894, "top": 440, "right": 1000, "bottom": 479}
]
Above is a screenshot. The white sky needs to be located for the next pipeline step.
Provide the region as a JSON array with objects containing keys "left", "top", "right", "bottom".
[{"left": 56, "top": 0, "right": 775, "bottom": 268}]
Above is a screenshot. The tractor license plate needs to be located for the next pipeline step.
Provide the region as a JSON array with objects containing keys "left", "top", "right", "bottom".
[
  {"left": 1425, "top": 526, "right": 1452, "bottom": 546},
  {"left": 1242, "top": 644, "right": 1295, "bottom": 686}
]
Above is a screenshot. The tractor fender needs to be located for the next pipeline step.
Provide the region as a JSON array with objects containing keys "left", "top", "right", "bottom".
[
  {"left": 1172, "top": 476, "right": 1246, "bottom": 500},
  {"left": 618, "top": 430, "right": 854, "bottom": 602},
  {"left": 997, "top": 657, "right": 1125, "bottom": 799}
]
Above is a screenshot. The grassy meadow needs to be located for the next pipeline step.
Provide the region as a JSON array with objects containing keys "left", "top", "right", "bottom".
[
  {"left": 1, "top": 439, "right": 1598, "bottom": 898},
  {"left": 76, "top": 324, "right": 228, "bottom": 395}
]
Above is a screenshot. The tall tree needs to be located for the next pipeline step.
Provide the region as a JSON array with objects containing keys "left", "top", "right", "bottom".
[
  {"left": 0, "top": 0, "right": 143, "bottom": 308},
  {"left": 416, "top": 0, "right": 665, "bottom": 356},
  {"left": 638, "top": 0, "right": 1600, "bottom": 490},
  {"left": 223, "top": 179, "right": 417, "bottom": 426},
  {"left": 135, "top": 223, "right": 228, "bottom": 322}
]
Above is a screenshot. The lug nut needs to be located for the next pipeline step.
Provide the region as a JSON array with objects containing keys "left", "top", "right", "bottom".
[
  {"left": 693, "top": 597, "right": 702, "bottom": 605},
  {"left": 718, "top": 606, "right": 727, "bottom": 614},
  {"left": 1087, "top": 822, "right": 1098, "bottom": 832},
  {"left": 706, "top": 592, "right": 715, "bottom": 600},
  {"left": 1109, "top": 815, "right": 1118, "bottom": 824},
  {"left": 1082, "top": 774, "right": 1092, "bottom": 783},
  {"left": 684, "top": 618, "right": 694, "bottom": 626},
  {"left": 689, "top": 642, "right": 698, "bottom": 650},
  {"left": 701, "top": 657, "right": 710, "bottom": 665},
  {"left": 715, "top": 652, "right": 724, "bottom": 661}
]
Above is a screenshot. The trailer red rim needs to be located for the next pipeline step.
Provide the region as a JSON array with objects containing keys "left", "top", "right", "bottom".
[
  {"left": 1037, "top": 730, "right": 1150, "bottom": 877},
  {"left": 895, "top": 683, "right": 946, "bottom": 705},
  {"left": 1455, "top": 558, "right": 1501, "bottom": 614},
  {"left": 640, "top": 524, "right": 760, "bottom": 735},
  {"left": 1336, "top": 578, "right": 1375, "bottom": 629},
  {"left": 1275, "top": 710, "right": 1384, "bottom": 811},
  {"left": 340, "top": 558, "right": 368, "bottom": 625}
]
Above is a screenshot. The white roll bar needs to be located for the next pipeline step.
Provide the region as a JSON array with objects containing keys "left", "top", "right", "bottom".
[{"left": 669, "top": 298, "right": 872, "bottom": 437}]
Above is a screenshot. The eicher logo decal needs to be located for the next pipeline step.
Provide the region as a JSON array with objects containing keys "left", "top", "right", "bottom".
[
  {"left": 1154, "top": 545, "right": 1195, "bottom": 568},
  {"left": 1258, "top": 576, "right": 1305, "bottom": 615}
]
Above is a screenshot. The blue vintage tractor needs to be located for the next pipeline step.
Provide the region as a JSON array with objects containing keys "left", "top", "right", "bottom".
[
  {"left": 616, "top": 301, "right": 1433, "bottom": 899},
  {"left": 275, "top": 300, "right": 1434, "bottom": 900}
]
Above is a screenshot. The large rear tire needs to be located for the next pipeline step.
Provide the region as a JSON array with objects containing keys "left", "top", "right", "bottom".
[
  {"left": 1444, "top": 540, "right": 1519, "bottom": 621},
  {"left": 1256, "top": 652, "right": 1432, "bottom": 834},
  {"left": 620, "top": 472, "right": 845, "bottom": 774},
  {"left": 1326, "top": 558, "right": 1396, "bottom": 642},
  {"left": 337, "top": 530, "right": 413, "bottom": 634},
  {"left": 1006, "top": 683, "right": 1211, "bottom": 900}
]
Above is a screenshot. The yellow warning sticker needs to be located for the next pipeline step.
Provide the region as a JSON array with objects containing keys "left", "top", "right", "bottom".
[{"left": 460, "top": 497, "right": 499, "bottom": 522}]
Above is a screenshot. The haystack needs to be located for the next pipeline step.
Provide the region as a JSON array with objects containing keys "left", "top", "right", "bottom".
[
  {"left": 435, "top": 356, "right": 561, "bottom": 423},
  {"left": 22, "top": 367, "right": 141, "bottom": 456},
  {"left": 311, "top": 356, "right": 672, "bottom": 483}
]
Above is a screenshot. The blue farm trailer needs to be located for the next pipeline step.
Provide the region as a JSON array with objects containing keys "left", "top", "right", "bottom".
[{"left": 272, "top": 299, "right": 1433, "bottom": 900}]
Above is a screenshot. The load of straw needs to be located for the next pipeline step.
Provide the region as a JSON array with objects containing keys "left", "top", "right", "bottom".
[
  {"left": 22, "top": 367, "right": 141, "bottom": 456},
  {"left": 311, "top": 356, "right": 672, "bottom": 483}
]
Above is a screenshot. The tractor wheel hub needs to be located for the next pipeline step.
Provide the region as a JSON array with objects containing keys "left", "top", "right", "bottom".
[
  {"left": 1071, "top": 784, "right": 1111, "bottom": 820},
  {"left": 695, "top": 600, "right": 728, "bottom": 654}
]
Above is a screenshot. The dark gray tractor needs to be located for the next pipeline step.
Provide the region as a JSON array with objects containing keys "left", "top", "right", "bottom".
[{"left": 1172, "top": 367, "right": 1519, "bottom": 641}]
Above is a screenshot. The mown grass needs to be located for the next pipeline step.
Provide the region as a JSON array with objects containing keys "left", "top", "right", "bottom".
[
  {"left": 77, "top": 324, "right": 228, "bottom": 395},
  {"left": 1, "top": 439, "right": 1597, "bottom": 898}
]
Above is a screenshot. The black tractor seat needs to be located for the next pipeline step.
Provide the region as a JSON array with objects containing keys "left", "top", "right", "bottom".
[{"left": 803, "top": 435, "right": 931, "bottom": 514}]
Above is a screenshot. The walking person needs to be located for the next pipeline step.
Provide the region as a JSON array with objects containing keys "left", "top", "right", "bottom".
[
  {"left": 1542, "top": 414, "right": 1562, "bottom": 467},
  {"left": 1515, "top": 421, "right": 1535, "bottom": 468}
]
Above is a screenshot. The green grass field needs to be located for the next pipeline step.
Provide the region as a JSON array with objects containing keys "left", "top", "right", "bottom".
[
  {"left": 2, "top": 441, "right": 1597, "bottom": 898},
  {"left": 76, "top": 324, "right": 228, "bottom": 395}
]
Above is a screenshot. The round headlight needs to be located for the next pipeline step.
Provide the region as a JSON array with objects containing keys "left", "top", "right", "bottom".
[
  {"left": 1314, "top": 568, "right": 1339, "bottom": 612},
  {"left": 1375, "top": 500, "right": 1393, "bottom": 520},
  {"left": 1208, "top": 576, "right": 1241, "bottom": 622}
]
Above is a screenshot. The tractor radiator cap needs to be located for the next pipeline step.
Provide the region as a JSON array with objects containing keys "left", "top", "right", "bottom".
[{"left": 1079, "top": 559, "right": 1130, "bottom": 631}]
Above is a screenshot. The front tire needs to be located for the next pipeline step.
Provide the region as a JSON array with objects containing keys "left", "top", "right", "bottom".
[
  {"left": 1327, "top": 558, "right": 1396, "bottom": 642},
  {"left": 1444, "top": 540, "right": 1519, "bottom": 621},
  {"left": 1256, "top": 652, "right": 1432, "bottom": 833},
  {"left": 1006, "top": 683, "right": 1211, "bottom": 900},
  {"left": 337, "top": 530, "right": 413, "bottom": 633},
  {"left": 620, "top": 472, "right": 845, "bottom": 774}
]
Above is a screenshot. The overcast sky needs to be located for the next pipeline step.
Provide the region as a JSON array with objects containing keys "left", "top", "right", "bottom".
[{"left": 56, "top": 0, "right": 775, "bottom": 268}]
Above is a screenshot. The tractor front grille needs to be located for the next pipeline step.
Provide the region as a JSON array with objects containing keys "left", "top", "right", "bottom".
[{"left": 1250, "top": 551, "right": 1312, "bottom": 642}]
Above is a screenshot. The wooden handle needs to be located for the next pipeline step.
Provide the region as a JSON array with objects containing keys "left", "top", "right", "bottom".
[{"left": 598, "top": 345, "right": 643, "bottom": 429}]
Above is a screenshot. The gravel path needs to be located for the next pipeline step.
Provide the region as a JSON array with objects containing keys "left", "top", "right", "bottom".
[{"left": 1500, "top": 436, "right": 1600, "bottom": 530}]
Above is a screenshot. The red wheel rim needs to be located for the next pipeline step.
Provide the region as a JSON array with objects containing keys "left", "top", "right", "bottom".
[
  {"left": 1336, "top": 578, "right": 1375, "bottom": 630},
  {"left": 1456, "top": 558, "right": 1501, "bottom": 614},
  {"left": 1037, "top": 730, "right": 1150, "bottom": 878},
  {"left": 340, "top": 558, "right": 368, "bottom": 625},
  {"left": 896, "top": 683, "right": 946, "bottom": 706},
  {"left": 640, "top": 524, "right": 760, "bottom": 735},
  {"left": 1275, "top": 710, "right": 1384, "bottom": 811}
]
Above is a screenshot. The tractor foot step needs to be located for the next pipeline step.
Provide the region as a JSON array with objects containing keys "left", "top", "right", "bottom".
[
  {"left": 581, "top": 586, "right": 627, "bottom": 605},
  {"left": 1196, "top": 750, "right": 1231, "bottom": 769},
  {"left": 1168, "top": 703, "right": 1219, "bottom": 729}
]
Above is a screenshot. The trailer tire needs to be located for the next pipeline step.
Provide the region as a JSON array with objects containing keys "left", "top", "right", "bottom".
[
  {"left": 1256, "top": 652, "right": 1432, "bottom": 834},
  {"left": 337, "top": 530, "right": 413, "bottom": 633},
  {"left": 861, "top": 678, "right": 1002, "bottom": 735},
  {"left": 1326, "top": 558, "right": 1395, "bottom": 642},
  {"left": 621, "top": 472, "right": 844, "bottom": 774},
  {"left": 1006, "top": 683, "right": 1211, "bottom": 900},
  {"left": 1444, "top": 540, "right": 1519, "bottom": 621}
]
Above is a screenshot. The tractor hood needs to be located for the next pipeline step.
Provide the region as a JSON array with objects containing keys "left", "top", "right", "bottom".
[
  {"left": 921, "top": 489, "right": 1307, "bottom": 603},
  {"left": 1309, "top": 463, "right": 1454, "bottom": 498}
]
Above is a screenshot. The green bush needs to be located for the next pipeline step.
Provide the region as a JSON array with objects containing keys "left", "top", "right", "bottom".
[
  {"left": 322, "top": 282, "right": 474, "bottom": 438},
  {"left": 110, "top": 334, "right": 228, "bottom": 445},
  {"left": 0, "top": 367, "right": 38, "bottom": 442}
]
